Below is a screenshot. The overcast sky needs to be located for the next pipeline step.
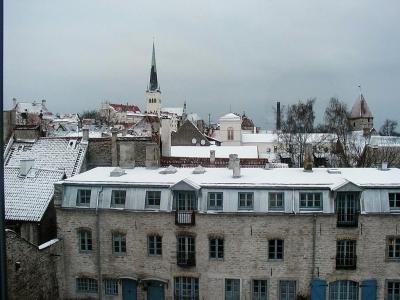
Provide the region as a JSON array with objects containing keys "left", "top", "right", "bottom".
[{"left": 4, "top": 0, "right": 400, "bottom": 129}]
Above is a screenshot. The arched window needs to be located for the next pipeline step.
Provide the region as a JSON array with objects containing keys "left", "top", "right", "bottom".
[{"left": 227, "top": 127, "right": 234, "bottom": 141}]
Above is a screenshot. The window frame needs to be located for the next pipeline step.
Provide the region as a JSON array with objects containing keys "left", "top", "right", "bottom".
[
  {"left": 76, "top": 277, "right": 98, "bottom": 294},
  {"left": 112, "top": 232, "right": 127, "bottom": 255},
  {"left": 110, "top": 190, "right": 126, "bottom": 208},
  {"left": 146, "top": 190, "right": 162, "bottom": 209},
  {"left": 225, "top": 278, "right": 241, "bottom": 300},
  {"left": 386, "top": 280, "right": 400, "bottom": 300},
  {"left": 299, "top": 192, "right": 323, "bottom": 211},
  {"left": 208, "top": 192, "right": 223, "bottom": 210},
  {"left": 279, "top": 280, "right": 296, "bottom": 300},
  {"left": 268, "top": 239, "right": 284, "bottom": 260},
  {"left": 76, "top": 189, "right": 91, "bottom": 207},
  {"left": 389, "top": 192, "right": 400, "bottom": 211},
  {"left": 104, "top": 278, "right": 118, "bottom": 295},
  {"left": 174, "top": 276, "right": 199, "bottom": 300},
  {"left": 227, "top": 127, "right": 234, "bottom": 141},
  {"left": 209, "top": 237, "right": 224, "bottom": 260},
  {"left": 329, "top": 280, "right": 359, "bottom": 300},
  {"left": 148, "top": 234, "right": 162, "bottom": 256},
  {"left": 78, "top": 229, "right": 92, "bottom": 252},
  {"left": 252, "top": 279, "right": 268, "bottom": 300},
  {"left": 387, "top": 236, "right": 400, "bottom": 261},
  {"left": 238, "top": 192, "right": 254, "bottom": 210},
  {"left": 336, "top": 240, "right": 357, "bottom": 269},
  {"left": 268, "top": 192, "right": 285, "bottom": 211}
]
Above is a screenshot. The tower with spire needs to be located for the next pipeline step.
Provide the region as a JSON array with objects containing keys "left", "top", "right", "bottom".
[
  {"left": 145, "top": 42, "right": 162, "bottom": 114},
  {"left": 349, "top": 87, "right": 374, "bottom": 131}
]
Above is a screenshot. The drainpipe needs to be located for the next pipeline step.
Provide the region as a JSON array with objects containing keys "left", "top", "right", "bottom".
[
  {"left": 96, "top": 187, "right": 103, "bottom": 299},
  {"left": 312, "top": 214, "right": 317, "bottom": 278}
]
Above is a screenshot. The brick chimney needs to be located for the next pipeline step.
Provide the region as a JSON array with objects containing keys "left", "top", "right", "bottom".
[
  {"left": 210, "top": 150, "right": 216, "bottom": 165},
  {"left": 232, "top": 157, "right": 241, "bottom": 178},
  {"left": 303, "top": 143, "right": 313, "bottom": 172},
  {"left": 82, "top": 126, "right": 89, "bottom": 142},
  {"left": 111, "top": 128, "right": 118, "bottom": 167},
  {"left": 228, "top": 154, "right": 238, "bottom": 170}
]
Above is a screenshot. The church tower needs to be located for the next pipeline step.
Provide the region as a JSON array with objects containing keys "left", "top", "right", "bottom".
[
  {"left": 145, "top": 42, "right": 161, "bottom": 114},
  {"left": 349, "top": 91, "right": 374, "bottom": 131}
]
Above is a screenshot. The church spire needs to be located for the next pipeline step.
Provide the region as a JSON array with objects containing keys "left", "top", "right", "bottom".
[{"left": 149, "top": 42, "right": 159, "bottom": 91}]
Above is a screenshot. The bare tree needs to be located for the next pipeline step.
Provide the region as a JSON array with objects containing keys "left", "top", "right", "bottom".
[{"left": 379, "top": 119, "right": 399, "bottom": 136}]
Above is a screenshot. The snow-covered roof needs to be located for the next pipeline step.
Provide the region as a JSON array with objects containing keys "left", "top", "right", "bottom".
[
  {"left": 242, "top": 133, "right": 278, "bottom": 143},
  {"left": 171, "top": 145, "right": 258, "bottom": 158},
  {"left": 38, "top": 238, "right": 60, "bottom": 250},
  {"left": 161, "top": 107, "right": 184, "bottom": 117},
  {"left": 62, "top": 166, "right": 400, "bottom": 189},
  {"left": 109, "top": 103, "right": 141, "bottom": 113},
  {"left": 369, "top": 135, "right": 400, "bottom": 147},
  {"left": 350, "top": 94, "right": 373, "bottom": 119},
  {"left": 5, "top": 167, "right": 64, "bottom": 222},
  {"left": 187, "top": 113, "right": 202, "bottom": 122},
  {"left": 219, "top": 113, "right": 241, "bottom": 121},
  {"left": 15, "top": 101, "right": 49, "bottom": 114},
  {"left": 4, "top": 138, "right": 87, "bottom": 177}
]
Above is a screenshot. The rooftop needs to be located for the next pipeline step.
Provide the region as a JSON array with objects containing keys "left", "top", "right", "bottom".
[
  {"left": 350, "top": 94, "right": 373, "bottom": 119},
  {"left": 62, "top": 166, "right": 400, "bottom": 189},
  {"left": 171, "top": 145, "right": 258, "bottom": 158}
]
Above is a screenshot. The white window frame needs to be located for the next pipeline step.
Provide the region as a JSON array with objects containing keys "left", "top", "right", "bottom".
[
  {"left": 238, "top": 192, "right": 254, "bottom": 210},
  {"left": 146, "top": 190, "right": 162, "bottom": 209},
  {"left": 208, "top": 192, "right": 223, "bottom": 210},
  {"left": 268, "top": 192, "right": 284, "bottom": 211},
  {"left": 76, "top": 189, "right": 91, "bottom": 207},
  {"left": 299, "top": 192, "right": 323, "bottom": 211},
  {"left": 111, "top": 190, "right": 126, "bottom": 208}
]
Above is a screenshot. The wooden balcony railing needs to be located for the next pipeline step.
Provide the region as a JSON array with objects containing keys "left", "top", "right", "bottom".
[{"left": 175, "top": 210, "right": 195, "bottom": 226}]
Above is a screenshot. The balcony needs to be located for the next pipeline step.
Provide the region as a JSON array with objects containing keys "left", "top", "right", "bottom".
[
  {"left": 175, "top": 210, "right": 195, "bottom": 226},
  {"left": 337, "top": 213, "right": 358, "bottom": 228},
  {"left": 336, "top": 256, "right": 357, "bottom": 270},
  {"left": 177, "top": 252, "right": 196, "bottom": 267}
]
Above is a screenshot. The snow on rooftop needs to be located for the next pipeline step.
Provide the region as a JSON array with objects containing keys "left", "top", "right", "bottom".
[
  {"left": 5, "top": 167, "right": 65, "bottom": 222},
  {"left": 242, "top": 133, "right": 278, "bottom": 143},
  {"left": 38, "top": 238, "right": 60, "bottom": 250},
  {"left": 161, "top": 107, "right": 184, "bottom": 117},
  {"left": 63, "top": 166, "right": 400, "bottom": 188},
  {"left": 171, "top": 145, "right": 258, "bottom": 159},
  {"left": 219, "top": 113, "right": 240, "bottom": 121}
]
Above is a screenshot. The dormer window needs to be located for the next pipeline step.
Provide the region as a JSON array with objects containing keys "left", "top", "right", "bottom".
[
  {"left": 389, "top": 193, "right": 400, "bottom": 210},
  {"left": 111, "top": 190, "right": 126, "bottom": 208},
  {"left": 300, "top": 192, "right": 323, "bottom": 211},
  {"left": 76, "top": 189, "right": 91, "bottom": 207}
]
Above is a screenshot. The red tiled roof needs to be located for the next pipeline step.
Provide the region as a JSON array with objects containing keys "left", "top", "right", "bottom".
[{"left": 109, "top": 103, "right": 141, "bottom": 113}]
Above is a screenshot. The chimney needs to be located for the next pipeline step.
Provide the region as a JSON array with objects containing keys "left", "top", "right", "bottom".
[
  {"left": 210, "top": 150, "right": 216, "bottom": 165},
  {"left": 145, "top": 145, "right": 159, "bottom": 168},
  {"left": 228, "top": 154, "right": 238, "bottom": 169},
  {"left": 82, "top": 126, "right": 89, "bottom": 142},
  {"left": 122, "top": 127, "right": 127, "bottom": 137},
  {"left": 111, "top": 128, "right": 118, "bottom": 167},
  {"left": 12, "top": 98, "right": 17, "bottom": 108},
  {"left": 161, "top": 118, "right": 171, "bottom": 157},
  {"left": 20, "top": 159, "right": 34, "bottom": 176},
  {"left": 303, "top": 143, "right": 313, "bottom": 172},
  {"left": 381, "top": 161, "right": 388, "bottom": 171},
  {"left": 41, "top": 99, "right": 46, "bottom": 106},
  {"left": 276, "top": 102, "right": 281, "bottom": 131},
  {"left": 232, "top": 157, "right": 241, "bottom": 178}
]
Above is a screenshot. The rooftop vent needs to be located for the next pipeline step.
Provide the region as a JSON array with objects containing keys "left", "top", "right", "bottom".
[
  {"left": 264, "top": 162, "right": 273, "bottom": 170},
  {"left": 192, "top": 165, "right": 206, "bottom": 174},
  {"left": 379, "top": 162, "right": 389, "bottom": 171},
  {"left": 67, "top": 140, "right": 77, "bottom": 149},
  {"left": 110, "top": 167, "right": 126, "bottom": 177},
  {"left": 327, "top": 168, "right": 341, "bottom": 174},
  {"left": 159, "top": 165, "right": 177, "bottom": 174}
]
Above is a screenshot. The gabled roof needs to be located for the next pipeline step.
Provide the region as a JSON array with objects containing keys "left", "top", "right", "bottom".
[
  {"left": 4, "top": 167, "right": 64, "bottom": 222},
  {"left": 170, "top": 178, "right": 201, "bottom": 191},
  {"left": 15, "top": 101, "right": 49, "bottom": 114},
  {"left": 4, "top": 137, "right": 87, "bottom": 178},
  {"left": 350, "top": 94, "right": 373, "bottom": 119},
  {"left": 109, "top": 103, "right": 141, "bottom": 113},
  {"left": 219, "top": 113, "right": 241, "bottom": 121}
]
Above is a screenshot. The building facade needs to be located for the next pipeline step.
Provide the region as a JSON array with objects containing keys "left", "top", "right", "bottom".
[{"left": 54, "top": 166, "right": 400, "bottom": 299}]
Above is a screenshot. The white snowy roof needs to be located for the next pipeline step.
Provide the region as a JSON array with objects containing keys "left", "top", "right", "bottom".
[
  {"left": 369, "top": 135, "right": 400, "bottom": 147},
  {"left": 161, "top": 107, "right": 184, "bottom": 117},
  {"left": 63, "top": 167, "right": 400, "bottom": 189},
  {"left": 4, "top": 138, "right": 87, "bottom": 177},
  {"left": 187, "top": 113, "right": 202, "bottom": 122},
  {"left": 171, "top": 145, "right": 258, "bottom": 158},
  {"left": 15, "top": 102, "right": 49, "bottom": 114},
  {"left": 219, "top": 113, "right": 241, "bottom": 121},
  {"left": 5, "top": 167, "right": 64, "bottom": 222},
  {"left": 242, "top": 133, "right": 278, "bottom": 143}
]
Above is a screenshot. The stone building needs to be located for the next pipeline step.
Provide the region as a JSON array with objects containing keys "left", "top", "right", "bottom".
[
  {"left": 171, "top": 120, "right": 211, "bottom": 147},
  {"left": 54, "top": 165, "right": 400, "bottom": 299},
  {"left": 349, "top": 93, "right": 374, "bottom": 131}
]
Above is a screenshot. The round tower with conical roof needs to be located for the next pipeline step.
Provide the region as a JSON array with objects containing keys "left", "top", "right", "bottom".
[{"left": 349, "top": 93, "right": 373, "bottom": 131}]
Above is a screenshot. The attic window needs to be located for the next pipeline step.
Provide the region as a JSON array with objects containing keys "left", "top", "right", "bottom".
[
  {"left": 159, "top": 165, "right": 177, "bottom": 174},
  {"left": 192, "top": 165, "right": 206, "bottom": 174}
]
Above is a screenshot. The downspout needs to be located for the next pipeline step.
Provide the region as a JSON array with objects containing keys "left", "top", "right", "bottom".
[
  {"left": 96, "top": 186, "right": 103, "bottom": 299},
  {"left": 312, "top": 214, "right": 317, "bottom": 278}
]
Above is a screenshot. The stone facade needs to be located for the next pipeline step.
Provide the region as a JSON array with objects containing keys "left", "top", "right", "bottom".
[
  {"left": 171, "top": 120, "right": 210, "bottom": 147},
  {"left": 6, "top": 230, "right": 61, "bottom": 300}
]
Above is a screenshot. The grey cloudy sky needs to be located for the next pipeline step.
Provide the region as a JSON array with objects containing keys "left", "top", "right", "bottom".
[{"left": 4, "top": 0, "right": 400, "bottom": 129}]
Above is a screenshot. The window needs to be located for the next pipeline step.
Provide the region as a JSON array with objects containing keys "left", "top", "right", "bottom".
[
  {"left": 300, "top": 192, "right": 322, "bottom": 210},
  {"left": 329, "top": 280, "right": 358, "bottom": 300},
  {"left": 208, "top": 192, "right": 223, "bottom": 210},
  {"left": 387, "top": 281, "right": 400, "bottom": 300},
  {"left": 174, "top": 277, "right": 199, "bottom": 300},
  {"left": 78, "top": 229, "right": 92, "bottom": 251},
  {"left": 176, "top": 191, "right": 196, "bottom": 211},
  {"left": 389, "top": 193, "right": 400, "bottom": 210},
  {"left": 111, "top": 190, "right": 126, "bottom": 208},
  {"left": 225, "top": 279, "right": 240, "bottom": 300},
  {"left": 227, "top": 127, "right": 234, "bottom": 141},
  {"left": 387, "top": 237, "right": 400, "bottom": 260},
  {"left": 336, "top": 240, "right": 357, "bottom": 269},
  {"left": 209, "top": 238, "right": 224, "bottom": 259},
  {"left": 177, "top": 236, "right": 195, "bottom": 266},
  {"left": 269, "top": 192, "right": 284, "bottom": 210},
  {"left": 252, "top": 280, "right": 268, "bottom": 300},
  {"left": 148, "top": 235, "right": 162, "bottom": 256},
  {"left": 76, "top": 189, "right": 91, "bottom": 207},
  {"left": 76, "top": 278, "right": 98, "bottom": 293},
  {"left": 146, "top": 191, "right": 161, "bottom": 208},
  {"left": 268, "top": 239, "right": 284, "bottom": 260},
  {"left": 336, "top": 193, "right": 359, "bottom": 227},
  {"left": 279, "top": 280, "right": 296, "bottom": 300},
  {"left": 238, "top": 192, "right": 254, "bottom": 210},
  {"left": 112, "top": 233, "right": 126, "bottom": 254},
  {"left": 104, "top": 279, "right": 118, "bottom": 295}
]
